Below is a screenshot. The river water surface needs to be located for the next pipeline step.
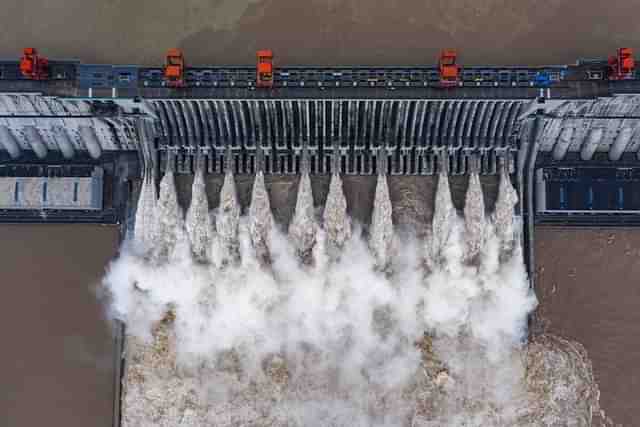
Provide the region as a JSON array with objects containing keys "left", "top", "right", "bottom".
[{"left": 0, "top": 224, "right": 120, "bottom": 427}]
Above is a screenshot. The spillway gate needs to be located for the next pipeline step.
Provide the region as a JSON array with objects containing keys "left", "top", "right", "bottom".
[{"left": 149, "top": 99, "right": 525, "bottom": 176}]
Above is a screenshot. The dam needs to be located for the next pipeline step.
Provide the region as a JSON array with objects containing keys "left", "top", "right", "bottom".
[
  {"left": 1, "top": 49, "right": 639, "bottom": 426},
  {"left": 2, "top": 91, "right": 640, "bottom": 254}
]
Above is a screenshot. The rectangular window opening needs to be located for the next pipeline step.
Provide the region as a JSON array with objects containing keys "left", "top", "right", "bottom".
[
  {"left": 73, "top": 182, "right": 79, "bottom": 203},
  {"left": 617, "top": 186, "right": 625, "bottom": 210},
  {"left": 42, "top": 181, "right": 48, "bottom": 203},
  {"left": 559, "top": 185, "right": 567, "bottom": 209}
]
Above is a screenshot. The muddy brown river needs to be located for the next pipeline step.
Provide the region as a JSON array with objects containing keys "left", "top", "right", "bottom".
[
  {"left": 0, "top": 224, "right": 120, "bottom": 427},
  {"left": 535, "top": 227, "right": 640, "bottom": 427}
]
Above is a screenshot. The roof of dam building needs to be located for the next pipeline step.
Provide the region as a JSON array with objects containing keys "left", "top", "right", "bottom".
[
  {"left": 1, "top": 94, "right": 640, "bottom": 172},
  {"left": 0, "top": 94, "right": 139, "bottom": 161}
]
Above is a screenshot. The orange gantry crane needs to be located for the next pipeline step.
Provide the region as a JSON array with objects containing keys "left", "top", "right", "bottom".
[
  {"left": 256, "top": 50, "right": 274, "bottom": 88},
  {"left": 164, "top": 48, "right": 185, "bottom": 87},
  {"left": 438, "top": 49, "right": 460, "bottom": 88},
  {"left": 608, "top": 48, "right": 635, "bottom": 80},
  {"left": 20, "top": 48, "right": 49, "bottom": 80}
]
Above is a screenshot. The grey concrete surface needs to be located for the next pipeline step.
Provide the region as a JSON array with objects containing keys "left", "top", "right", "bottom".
[{"left": 0, "top": 1, "right": 639, "bottom": 66}]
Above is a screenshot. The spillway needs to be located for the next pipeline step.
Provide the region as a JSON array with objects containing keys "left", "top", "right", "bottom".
[{"left": 151, "top": 99, "right": 523, "bottom": 176}]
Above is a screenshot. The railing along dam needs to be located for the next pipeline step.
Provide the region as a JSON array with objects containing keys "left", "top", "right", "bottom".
[{"left": 149, "top": 99, "right": 527, "bottom": 176}]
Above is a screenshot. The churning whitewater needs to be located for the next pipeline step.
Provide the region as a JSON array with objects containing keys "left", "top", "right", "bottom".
[{"left": 104, "top": 168, "right": 609, "bottom": 427}]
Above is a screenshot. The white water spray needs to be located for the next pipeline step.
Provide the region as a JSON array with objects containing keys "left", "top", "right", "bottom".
[
  {"left": 103, "top": 166, "right": 604, "bottom": 427},
  {"left": 248, "top": 171, "right": 274, "bottom": 262},
  {"left": 493, "top": 170, "right": 520, "bottom": 259},
  {"left": 323, "top": 173, "right": 351, "bottom": 252},
  {"left": 369, "top": 173, "right": 395, "bottom": 269},
  {"left": 185, "top": 167, "right": 212, "bottom": 262},
  {"left": 152, "top": 170, "right": 185, "bottom": 261},
  {"left": 463, "top": 173, "right": 486, "bottom": 264},
  {"left": 289, "top": 172, "right": 317, "bottom": 260},
  {"left": 431, "top": 172, "right": 461, "bottom": 268},
  {"left": 133, "top": 175, "right": 157, "bottom": 250},
  {"left": 215, "top": 171, "right": 241, "bottom": 265}
]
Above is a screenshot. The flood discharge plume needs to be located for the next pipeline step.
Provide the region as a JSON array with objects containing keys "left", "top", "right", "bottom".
[
  {"left": 103, "top": 166, "right": 610, "bottom": 426},
  {"left": 215, "top": 171, "right": 241, "bottom": 265},
  {"left": 289, "top": 172, "right": 317, "bottom": 261},
  {"left": 369, "top": 173, "right": 394, "bottom": 269},
  {"left": 185, "top": 165, "right": 212, "bottom": 262},
  {"left": 323, "top": 173, "right": 351, "bottom": 254},
  {"left": 248, "top": 171, "right": 274, "bottom": 262}
]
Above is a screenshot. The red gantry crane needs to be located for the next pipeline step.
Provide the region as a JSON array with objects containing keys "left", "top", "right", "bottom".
[
  {"left": 20, "top": 48, "right": 49, "bottom": 80},
  {"left": 164, "top": 48, "right": 185, "bottom": 87},
  {"left": 256, "top": 50, "right": 274, "bottom": 88},
  {"left": 608, "top": 48, "right": 635, "bottom": 80},
  {"left": 438, "top": 49, "right": 460, "bottom": 88}
]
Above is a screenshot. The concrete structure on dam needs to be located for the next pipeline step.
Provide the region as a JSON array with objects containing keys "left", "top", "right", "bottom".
[{"left": 2, "top": 93, "right": 640, "bottom": 223}]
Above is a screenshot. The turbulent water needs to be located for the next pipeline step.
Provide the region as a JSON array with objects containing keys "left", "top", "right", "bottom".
[
  {"left": 151, "top": 170, "right": 185, "bottom": 261},
  {"left": 323, "top": 173, "right": 351, "bottom": 256},
  {"left": 185, "top": 167, "right": 212, "bottom": 262},
  {"left": 368, "top": 173, "right": 394, "bottom": 270},
  {"left": 133, "top": 174, "right": 156, "bottom": 250},
  {"left": 214, "top": 171, "right": 241, "bottom": 265},
  {"left": 463, "top": 173, "right": 486, "bottom": 264},
  {"left": 106, "top": 169, "right": 612, "bottom": 427},
  {"left": 289, "top": 173, "right": 318, "bottom": 262},
  {"left": 248, "top": 171, "right": 274, "bottom": 263}
]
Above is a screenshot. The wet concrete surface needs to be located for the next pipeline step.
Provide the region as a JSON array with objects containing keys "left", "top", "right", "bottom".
[
  {"left": 535, "top": 226, "right": 640, "bottom": 426},
  {"left": 0, "top": 224, "right": 120, "bottom": 427},
  {"left": 0, "top": 1, "right": 639, "bottom": 66}
]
